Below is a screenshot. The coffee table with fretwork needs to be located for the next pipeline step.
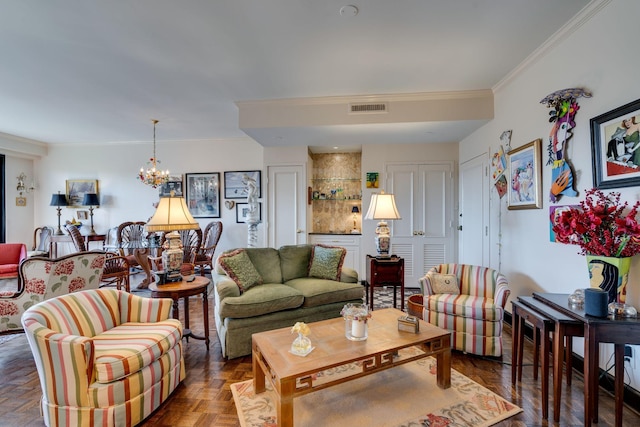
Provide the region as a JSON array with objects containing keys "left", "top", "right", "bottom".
[{"left": 252, "top": 308, "right": 451, "bottom": 427}]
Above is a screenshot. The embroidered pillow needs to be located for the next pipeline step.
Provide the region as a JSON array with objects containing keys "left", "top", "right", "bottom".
[
  {"left": 218, "top": 249, "right": 263, "bottom": 293},
  {"left": 430, "top": 273, "right": 460, "bottom": 294},
  {"left": 308, "top": 244, "right": 346, "bottom": 281}
]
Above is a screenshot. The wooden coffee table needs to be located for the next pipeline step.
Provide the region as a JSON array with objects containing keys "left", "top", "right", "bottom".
[
  {"left": 252, "top": 308, "right": 451, "bottom": 427},
  {"left": 149, "top": 276, "right": 210, "bottom": 349}
]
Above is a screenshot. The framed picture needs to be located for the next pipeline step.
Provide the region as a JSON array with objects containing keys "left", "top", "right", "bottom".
[
  {"left": 236, "top": 202, "right": 262, "bottom": 223},
  {"left": 366, "top": 172, "right": 379, "bottom": 188},
  {"left": 224, "top": 170, "right": 261, "bottom": 199},
  {"left": 507, "top": 139, "right": 542, "bottom": 210},
  {"left": 15, "top": 197, "right": 26, "bottom": 207},
  {"left": 66, "top": 179, "right": 99, "bottom": 207},
  {"left": 185, "top": 173, "right": 221, "bottom": 218},
  {"left": 76, "top": 210, "right": 89, "bottom": 220},
  {"left": 591, "top": 98, "right": 640, "bottom": 189},
  {"left": 159, "top": 175, "right": 183, "bottom": 197}
]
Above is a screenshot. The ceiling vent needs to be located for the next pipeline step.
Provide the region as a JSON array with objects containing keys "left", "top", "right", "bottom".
[{"left": 348, "top": 102, "right": 388, "bottom": 114}]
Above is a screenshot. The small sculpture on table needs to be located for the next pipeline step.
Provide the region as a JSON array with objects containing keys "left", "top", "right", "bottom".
[
  {"left": 290, "top": 322, "right": 313, "bottom": 356},
  {"left": 243, "top": 173, "right": 260, "bottom": 248}
]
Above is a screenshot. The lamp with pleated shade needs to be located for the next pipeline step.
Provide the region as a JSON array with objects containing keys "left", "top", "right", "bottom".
[{"left": 364, "top": 191, "right": 401, "bottom": 257}]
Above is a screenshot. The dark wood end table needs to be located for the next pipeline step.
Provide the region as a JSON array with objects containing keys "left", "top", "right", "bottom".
[
  {"left": 149, "top": 276, "right": 210, "bottom": 350},
  {"left": 365, "top": 255, "right": 405, "bottom": 311}
]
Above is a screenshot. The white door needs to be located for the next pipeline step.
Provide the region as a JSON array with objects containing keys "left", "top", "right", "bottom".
[
  {"left": 267, "top": 165, "right": 306, "bottom": 248},
  {"left": 459, "top": 154, "right": 489, "bottom": 265},
  {"left": 386, "top": 163, "right": 455, "bottom": 287}
]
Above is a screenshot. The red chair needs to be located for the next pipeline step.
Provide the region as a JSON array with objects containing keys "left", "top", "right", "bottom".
[{"left": 0, "top": 243, "right": 27, "bottom": 279}]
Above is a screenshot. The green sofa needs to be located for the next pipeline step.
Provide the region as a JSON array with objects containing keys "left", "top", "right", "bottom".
[{"left": 212, "top": 244, "right": 363, "bottom": 359}]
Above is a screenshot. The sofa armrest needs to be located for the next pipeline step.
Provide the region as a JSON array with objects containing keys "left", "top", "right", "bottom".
[
  {"left": 418, "top": 274, "right": 435, "bottom": 296},
  {"left": 213, "top": 275, "right": 241, "bottom": 300},
  {"left": 119, "top": 291, "right": 173, "bottom": 323},
  {"left": 340, "top": 267, "right": 358, "bottom": 283}
]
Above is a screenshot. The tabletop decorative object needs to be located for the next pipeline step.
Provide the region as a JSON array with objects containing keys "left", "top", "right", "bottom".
[
  {"left": 290, "top": 322, "right": 313, "bottom": 356},
  {"left": 552, "top": 188, "right": 640, "bottom": 306},
  {"left": 341, "top": 303, "right": 371, "bottom": 341}
]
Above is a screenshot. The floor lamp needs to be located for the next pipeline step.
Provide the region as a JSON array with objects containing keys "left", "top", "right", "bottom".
[
  {"left": 82, "top": 193, "right": 100, "bottom": 235},
  {"left": 364, "top": 190, "right": 401, "bottom": 257},
  {"left": 50, "top": 192, "right": 68, "bottom": 235}
]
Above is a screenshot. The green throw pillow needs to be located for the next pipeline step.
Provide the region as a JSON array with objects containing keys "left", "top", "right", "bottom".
[
  {"left": 308, "top": 244, "right": 346, "bottom": 281},
  {"left": 218, "top": 249, "right": 263, "bottom": 293}
]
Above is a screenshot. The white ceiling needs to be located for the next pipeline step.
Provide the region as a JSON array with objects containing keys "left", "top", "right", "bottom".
[{"left": 0, "top": 1, "right": 592, "bottom": 151}]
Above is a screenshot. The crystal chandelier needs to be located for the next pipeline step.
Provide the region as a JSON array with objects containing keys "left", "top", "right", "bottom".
[{"left": 138, "top": 119, "right": 170, "bottom": 188}]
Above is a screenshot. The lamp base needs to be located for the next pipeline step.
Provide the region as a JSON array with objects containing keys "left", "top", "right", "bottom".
[{"left": 374, "top": 220, "right": 391, "bottom": 257}]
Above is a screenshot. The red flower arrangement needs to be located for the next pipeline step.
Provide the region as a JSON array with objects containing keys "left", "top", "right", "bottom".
[{"left": 552, "top": 188, "right": 640, "bottom": 257}]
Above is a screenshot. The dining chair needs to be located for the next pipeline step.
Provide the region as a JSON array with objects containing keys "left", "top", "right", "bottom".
[
  {"left": 65, "top": 224, "right": 87, "bottom": 252},
  {"left": 100, "top": 252, "right": 131, "bottom": 292},
  {"left": 194, "top": 221, "right": 223, "bottom": 276},
  {"left": 27, "top": 226, "right": 54, "bottom": 258}
]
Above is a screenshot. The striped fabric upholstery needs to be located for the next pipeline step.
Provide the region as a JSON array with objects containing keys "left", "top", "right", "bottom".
[
  {"left": 418, "top": 263, "right": 510, "bottom": 357},
  {"left": 21, "top": 288, "right": 185, "bottom": 427}
]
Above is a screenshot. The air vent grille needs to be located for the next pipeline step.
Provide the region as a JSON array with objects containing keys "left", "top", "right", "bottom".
[{"left": 349, "top": 103, "right": 388, "bottom": 114}]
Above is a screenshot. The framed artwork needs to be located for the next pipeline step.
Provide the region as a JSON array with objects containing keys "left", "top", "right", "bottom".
[
  {"left": 366, "top": 172, "right": 379, "bottom": 188},
  {"left": 507, "top": 139, "right": 542, "bottom": 210},
  {"left": 591, "top": 98, "right": 640, "bottom": 189},
  {"left": 185, "top": 173, "right": 220, "bottom": 218},
  {"left": 15, "top": 197, "right": 26, "bottom": 207},
  {"left": 224, "top": 170, "right": 261, "bottom": 199},
  {"left": 76, "top": 210, "right": 89, "bottom": 221},
  {"left": 236, "top": 202, "right": 262, "bottom": 223},
  {"left": 159, "top": 175, "right": 183, "bottom": 197},
  {"left": 66, "top": 179, "right": 99, "bottom": 207}
]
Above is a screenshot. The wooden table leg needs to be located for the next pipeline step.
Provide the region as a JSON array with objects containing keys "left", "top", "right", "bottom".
[
  {"left": 541, "top": 321, "right": 550, "bottom": 419},
  {"left": 553, "top": 322, "right": 564, "bottom": 423},
  {"left": 614, "top": 343, "right": 624, "bottom": 427},
  {"left": 517, "top": 315, "right": 525, "bottom": 382},
  {"left": 252, "top": 345, "right": 266, "bottom": 394},
  {"left": 278, "top": 379, "right": 295, "bottom": 427},
  {"left": 436, "top": 338, "right": 452, "bottom": 389},
  {"left": 202, "top": 288, "right": 210, "bottom": 350},
  {"left": 171, "top": 298, "right": 179, "bottom": 321},
  {"left": 533, "top": 325, "right": 539, "bottom": 380},
  {"left": 511, "top": 307, "right": 520, "bottom": 385},
  {"left": 584, "top": 324, "right": 595, "bottom": 427}
]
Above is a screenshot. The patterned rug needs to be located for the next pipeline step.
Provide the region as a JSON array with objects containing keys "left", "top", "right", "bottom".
[{"left": 231, "top": 347, "right": 522, "bottom": 427}]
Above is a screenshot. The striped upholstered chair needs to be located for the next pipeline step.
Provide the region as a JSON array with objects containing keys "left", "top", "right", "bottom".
[
  {"left": 21, "top": 289, "right": 185, "bottom": 427},
  {"left": 418, "top": 264, "right": 510, "bottom": 357}
]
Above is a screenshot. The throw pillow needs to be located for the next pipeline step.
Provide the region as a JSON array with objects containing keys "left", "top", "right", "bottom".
[
  {"left": 429, "top": 273, "right": 460, "bottom": 294},
  {"left": 308, "top": 244, "right": 346, "bottom": 281},
  {"left": 218, "top": 249, "right": 263, "bottom": 293}
]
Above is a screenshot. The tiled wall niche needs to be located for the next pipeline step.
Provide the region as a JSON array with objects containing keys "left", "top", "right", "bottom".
[{"left": 311, "top": 152, "right": 362, "bottom": 234}]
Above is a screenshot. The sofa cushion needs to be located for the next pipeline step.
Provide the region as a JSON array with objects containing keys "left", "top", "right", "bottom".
[
  {"left": 286, "top": 277, "right": 363, "bottom": 307},
  {"left": 279, "top": 244, "right": 312, "bottom": 281},
  {"left": 219, "top": 283, "right": 304, "bottom": 319},
  {"left": 92, "top": 319, "right": 183, "bottom": 383},
  {"left": 218, "top": 249, "right": 263, "bottom": 293},
  {"left": 245, "top": 247, "right": 283, "bottom": 284},
  {"left": 430, "top": 273, "right": 460, "bottom": 294},
  {"left": 308, "top": 244, "right": 346, "bottom": 281}
]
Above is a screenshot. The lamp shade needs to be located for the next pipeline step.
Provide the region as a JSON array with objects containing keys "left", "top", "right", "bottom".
[
  {"left": 364, "top": 191, "right": 401, "bottom": 220},
  {"left": 50, "top": 193, "right": 68, "bottom": 207},
  {"left": 83, "top": 193, "right": 100, "bottom": 207},
  {"left": 351, "top": 206, "right": 360, "bottom": 214},
  {"left": 145, "top": 196, "right": 199, "bottom": 232}
]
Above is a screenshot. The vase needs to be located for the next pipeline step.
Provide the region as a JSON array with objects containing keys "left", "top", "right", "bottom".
[
  {"left": 586, "top": 255, "right": 631, "bottom": 304},
  {"left": 342, "top": 303, "right": 370, "bottom": 341},
  {"left": 291, "top": 333, "right": 312, "bottom": 355}
]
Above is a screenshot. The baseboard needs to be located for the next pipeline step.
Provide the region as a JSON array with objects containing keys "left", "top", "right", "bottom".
[{"left": 504, "top": 312, "right": 640, "bottom": 413}]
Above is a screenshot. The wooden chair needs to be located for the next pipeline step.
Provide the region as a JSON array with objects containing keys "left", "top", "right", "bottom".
[
  {"left": 194, "top": 221, "right": 223, "bottom": 276},
  {"left": 100, "top": 252, "right": 131, "bottom": 292},
  {"left": 27, "top": 226, "right": 54, "bottom": 258},
  {"left": 65, "top": 224, "right": 86, "bottom": 252},
  {"left": 116, "top": 221, "right": 147, "bottom": 269}
]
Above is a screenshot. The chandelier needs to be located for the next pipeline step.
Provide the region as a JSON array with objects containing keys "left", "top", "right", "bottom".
[{"left": 138, "top": 119, "right": 170, "bottom": 188}]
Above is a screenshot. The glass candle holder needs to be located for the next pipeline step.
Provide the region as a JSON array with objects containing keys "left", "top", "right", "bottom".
[{"left": 341, "top": 303, "right": 370, "bottom": 341}]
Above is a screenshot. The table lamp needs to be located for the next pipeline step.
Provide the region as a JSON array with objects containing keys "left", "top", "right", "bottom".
[
  {"left": 82, "top": 193, "right": 100, "bottom": 236},
  {"left": 351, "top": 205, "right": 360, "bottom": 234},
  {"left": 364, "top": 190, "right": 401, "bottom": 257},
  {"left": 50, "top": 191, "right": 68, "bottom": 235},
  {"left": 145, "top": 192, "right": 199, "bottom": 282}
]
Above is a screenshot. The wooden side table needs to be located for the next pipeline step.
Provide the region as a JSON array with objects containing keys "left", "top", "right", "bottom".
[
  {"left": 50, "top": 232, "right": 107, "bottom": 257},
  {"left": 149, "top": 276, "right": 211, "bottom": 350},
  {"left": 365, "top": 255, "right": 404, "bottom": 311}
]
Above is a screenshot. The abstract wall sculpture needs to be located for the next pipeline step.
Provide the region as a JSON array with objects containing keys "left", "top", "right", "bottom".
[{"left": 541, "top": 87, "right": 592, "bottom": 202}]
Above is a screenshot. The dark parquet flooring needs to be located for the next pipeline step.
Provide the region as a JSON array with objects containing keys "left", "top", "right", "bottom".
[{"left": 1, "top": 285, "right": 640, "bottom": 426}]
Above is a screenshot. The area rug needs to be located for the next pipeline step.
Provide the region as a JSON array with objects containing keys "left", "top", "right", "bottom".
[{"left": 231, "top": 349, "right": 521, "bottom": 427}]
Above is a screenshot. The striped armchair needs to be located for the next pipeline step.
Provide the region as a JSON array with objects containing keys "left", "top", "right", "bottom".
[
  {"left": 21, "top": 289, "right": 186, "bottom": 427},
  {"left": 418, "top": 264, "right": 510, "bottom": 357}
]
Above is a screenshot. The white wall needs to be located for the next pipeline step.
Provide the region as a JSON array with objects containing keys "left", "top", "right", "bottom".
[
  {"left": 18, "top": 137, "right": 265, "bottom": 255},
  {"left": 460, "top": 0, "right": 640, "bottom": 389}
]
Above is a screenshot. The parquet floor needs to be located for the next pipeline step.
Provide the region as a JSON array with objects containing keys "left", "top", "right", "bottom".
[{"left": 2, "top": 287, "right": 640, "bottom": 426}]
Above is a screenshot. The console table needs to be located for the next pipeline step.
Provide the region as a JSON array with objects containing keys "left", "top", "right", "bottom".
[
  {"left": 49, "top": 232, "right": 106, "bottom": 257},
  {"left": 533, "top": 292, "right": 640, "bottom": 427}
]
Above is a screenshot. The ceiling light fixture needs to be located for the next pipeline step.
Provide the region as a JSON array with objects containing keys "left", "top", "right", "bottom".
[{"left": 138, "top": 119, "right": 169, "bottom": 188}]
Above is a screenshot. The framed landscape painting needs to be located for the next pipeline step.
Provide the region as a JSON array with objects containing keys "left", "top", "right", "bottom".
[
  {"left": 224, "top": 170, "right": 261, "bottom": 199},
  {"left": 507, "top": 139, "right": 542, "bottom": 210},
  {"left": 591, "top": 98, "right": 640, "bottom": 189},
  {"left": 66, "top": 179, "right": 99, "bottom": 207},
  {"left": 185, "top": 173, "right": 220, "bottom": 218}
]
